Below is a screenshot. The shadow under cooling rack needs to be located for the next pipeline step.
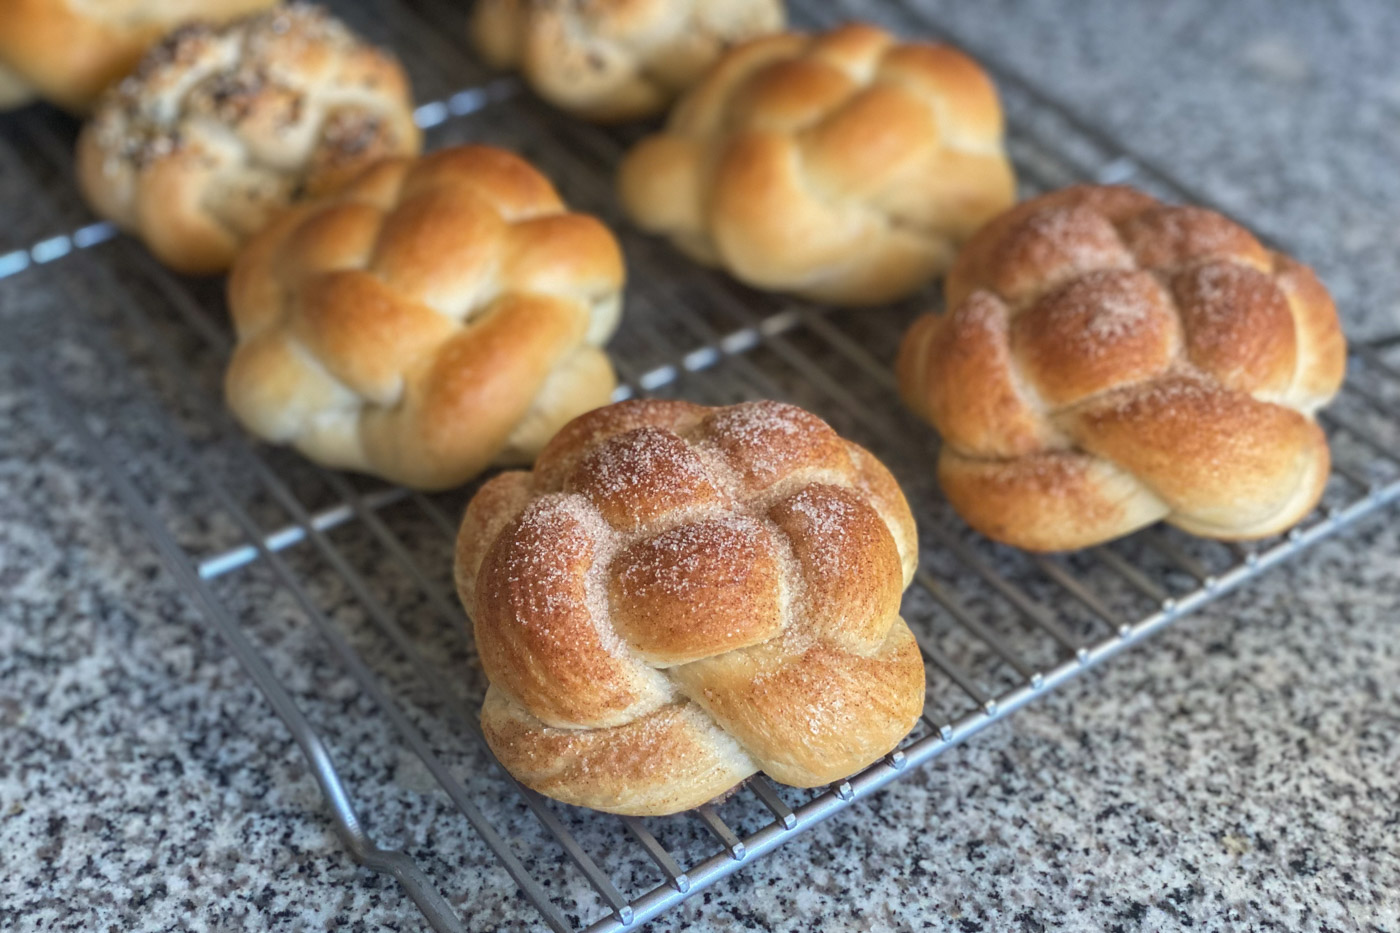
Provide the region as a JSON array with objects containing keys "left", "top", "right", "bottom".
[{"left": 3, "top": 0, "right": 1400, "bottom": 930}]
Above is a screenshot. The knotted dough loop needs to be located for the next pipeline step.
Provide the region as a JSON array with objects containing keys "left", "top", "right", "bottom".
[
  {"left": 0, "top": 0, "right": 276, "bottom": 113},
  {"left": 618, "top": 22, "right": 1016, "bottom": 306},
  {"left": 897, "top": 184, "right": 1348, "bottom": 552},
  {"left": 77, "top": 4, "right": 421, "bottom": 274},
  {"left": 471, "top": 0, "right": 785, "bottom": 122},
  {"left": 455, "top": 399, "right": 926, "bottom": 815},
  {"left": 226, "top": 145, "right": 624, "bottom": 491}
]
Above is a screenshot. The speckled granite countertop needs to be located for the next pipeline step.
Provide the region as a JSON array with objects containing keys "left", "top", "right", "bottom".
[{"left": 3, "top": 1, "right": 1399, "bottom": 931}]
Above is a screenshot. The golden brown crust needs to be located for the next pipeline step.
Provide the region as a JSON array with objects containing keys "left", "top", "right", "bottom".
[
  {"left": 1273, "top": 253, "right": 1348, "bottom": 408},
  {"left": 470, "top": 0, "right": 785, "bottom": 122},
  {"left": 534, "top": 398, "right": 708, "bottom": 488},
  {"left": 1064, "top": 376, "right": 1329, "bottom": 534},
  {"left": 611, "top": 517, "right": 785, "bottom": 665},
  {"left": 766, "top": 484, "right": 903, "bottom": 650},
  {"left": 845, "top": 441, "right": 919, "bottom": 583},
  {"left": 1170, "top": 262, "right": 1295, "bottom": 395},
  {"left": 936, "top": 449, "right": 1166, "bottom": 553},
  {"left": 1012, "top": 270, "right": 1181, "bottom": 407},
  {"left": 480, "top": 688, "right": 755, "bottom": 815},
  {"left": 474, "top": 494, "right": 672, "bottom": 728},
  {"left": 456, "top": 399, "right": 925, "bottom": 815},
  {"left": 566, "top": 426, "right": 724, "bottom": 530},
  {"left": 668, "top": 620, "right": 924, "bottom": 787},
  {"left": 944, "top": 185, "right": 1155, "bottom": 309},
  {"left": 225, "top": 145, "right": 624, "bottom": 490},
  {"left": 76, "top": 5, "right": 421, "bottom": 274},
  {"left": 895, "top": 291, "right": 1060, "bottom": 458},
  {"left": 898, "top": 184, "right": 1347, "bottom": 551},
  {"left": 0, "top": 0, "right": 277, "bottom": 113},
  {"left": 618, "top": 22, "right": 1016, "bottom": 306}
]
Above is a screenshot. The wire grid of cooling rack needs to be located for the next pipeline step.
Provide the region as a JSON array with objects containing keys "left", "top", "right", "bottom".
[{"left": 4, "top": 0, "right": 1400, "bottom": 930}]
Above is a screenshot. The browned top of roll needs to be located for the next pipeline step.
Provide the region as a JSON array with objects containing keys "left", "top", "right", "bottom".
[
  {"left": 898, "top": 184, "right": 1347, "bottom": 551},
  {"left": 224, "top": 145, "right": 625, "bottom": 490},
  {"left": 455, "top": 399, "right": 926, "bottom": 815}
]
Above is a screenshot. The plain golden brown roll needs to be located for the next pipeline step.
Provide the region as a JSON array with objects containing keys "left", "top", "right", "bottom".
[
  {"left": 225, "top": 145, "right": 625, "bottom": 490},
  {"left": 618, "top": 22, "right": 1016, "bottom": 306},
  {"left": 76, "top": 4, "right": 421, "bottom": 275},
  {"left": 896, "top": 184, "right": 1347, "bottom": 552},
  {"left": 0, "top": 0, "right": 277, "bottom": 113},
  {"left": 455, "top": 399, "right": 926, "bottom": 815},
  {"left": 471, "top": 0, "right": 785, "bottom": 122}
]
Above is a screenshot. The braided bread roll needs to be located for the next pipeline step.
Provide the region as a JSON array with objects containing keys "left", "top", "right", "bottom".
[
  {"left": 618, "top": 22, "right": 1015, "bottom": 306},
  {"left": 455, "top": 399, "right": 925, "bottom": 815},
  {"left": 77, "top": 4, "right": 421, "bottom": 275},
  {"left": 471, "top": 0, "right": 785, "bottom": 122},
  {"left": 897, "top": 185, "right": 1347, "bottom": 552},
  {"left": 226, "top": 145, "right": 624, "bottom": 490},
  {"left": 0, "top": 0, "right": 276, "bottom": 113}
]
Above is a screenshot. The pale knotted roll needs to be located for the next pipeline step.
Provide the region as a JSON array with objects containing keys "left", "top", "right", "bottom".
[
  {"left": 471, "top": 0, "right": 785, "bottom": 122},
  {"left": 225, "top": 145, "right": 625, "bottom": 491},
  {"left": 77, "top": 4, "right": 421, "bottom": 274},
  {"left": 618, "top": 22, "right": 1016, "bottom": 306},
  {"left": 897, "top": 184, "right": 1348, "bottom": 552},
  {"left": 455, "top": 399, "right": 926, "bottom": 815}
]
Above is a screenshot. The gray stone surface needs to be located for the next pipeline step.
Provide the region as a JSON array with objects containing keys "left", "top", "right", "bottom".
[
  {"left": 2, "top": 2, "right": 1398, "bottom": 932},
  {"left": 897, "top": 0, "right": 1400, "bottom": 340}
]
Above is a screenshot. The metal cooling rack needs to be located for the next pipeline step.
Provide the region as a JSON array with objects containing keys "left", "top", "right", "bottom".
[{"left": 4, "top": 0, "right": 1399, "bottom": 930}]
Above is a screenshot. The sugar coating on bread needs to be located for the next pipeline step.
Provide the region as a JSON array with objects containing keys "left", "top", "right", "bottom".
[
  {"left": 897, "top": 184, "right": 1348, "bottom": 551},
  {"left": 455, "top": 399, "right": 925, "bottom": 815},
  {"left": 471, "top": 0, "right": 785, "bottom": 122},
  {"left": 618, "top": 22, "right": 1016, "bottom": 306},
  {"left": 76, "top": 4, "right": 421, "bottom": 274},
  {"left": 225, "top": 145, "right": 625, "bottom": 490},
  {"left": 0, "top": 0, "right": 277, "bottom": 113}
]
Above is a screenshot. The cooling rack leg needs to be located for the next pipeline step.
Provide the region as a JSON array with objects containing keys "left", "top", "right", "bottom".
[{"left": 16, "top": 351, "right": 469, "bottom": 933}]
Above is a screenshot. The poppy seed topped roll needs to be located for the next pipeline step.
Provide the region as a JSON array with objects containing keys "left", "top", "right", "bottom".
[{"left": 77, "top": 4, "right": 420, "bottom": 274}]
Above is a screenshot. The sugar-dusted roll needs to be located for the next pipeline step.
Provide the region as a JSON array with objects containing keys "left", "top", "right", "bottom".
[
  {"left": 455, "top": 399, "right": 926, "bottom": 815},
  {"left": 225, "top": 145, "right": 625, "bottom": 490},
  {"left": 77, "top": 4, "right": 421, "bottom": 274},
  {"left": 897, "top": 184, "right": 1347, "bottom": 551},
  {"left": 619, "top": 23, "right": 1015, "bottom": 305}
]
